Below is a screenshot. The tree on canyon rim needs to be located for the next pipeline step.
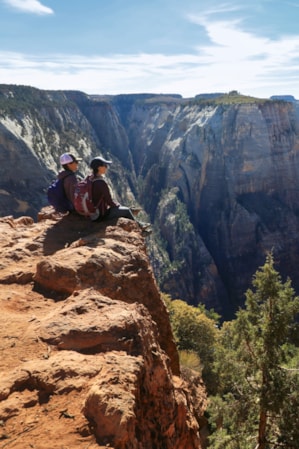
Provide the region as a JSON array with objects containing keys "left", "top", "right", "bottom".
[{"left": 208, "top": 253, "right": 299, "bottom": 449}]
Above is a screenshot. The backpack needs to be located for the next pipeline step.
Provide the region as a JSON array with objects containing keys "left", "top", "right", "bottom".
[
  {"left": 73, "top": 175, "right": 104, "bottom": 221},
  {"left": 47, "top": 175, "right": 73, "bottom": 213}
]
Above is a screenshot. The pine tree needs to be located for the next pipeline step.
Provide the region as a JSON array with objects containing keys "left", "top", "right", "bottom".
[{"left": 209, "top": 254, "right": 299, "bottom": 448}]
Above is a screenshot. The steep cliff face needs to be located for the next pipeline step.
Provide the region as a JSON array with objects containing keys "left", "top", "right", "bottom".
[
  {"left": 1, "top": 85, "right": 299, "bottom": 318},
  {"left": 80, "top": 95, "right": 299, "bottom": 317},
  {"left": 0, "top": 212, "right": 207, "bottom": 449}
]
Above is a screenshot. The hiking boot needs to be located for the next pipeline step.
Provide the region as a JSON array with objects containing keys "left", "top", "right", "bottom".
[
  {"left": 139, "top": 221, "right": 151, "bottom": 230},
  {"left": 131, "top": 207, "right": 142, "bottom": 216}
]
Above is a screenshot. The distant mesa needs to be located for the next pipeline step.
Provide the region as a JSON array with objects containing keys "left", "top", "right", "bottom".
[
  {"left": 195, "top": 92, "right": 225, "bottom": 100},
  {"left": 270, "top": 95, "right": 297, "bottom": 102}
]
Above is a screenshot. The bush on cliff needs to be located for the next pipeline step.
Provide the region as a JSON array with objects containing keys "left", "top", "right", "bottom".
[{"left": 163, "top": 294, "right": 219, "bottom": 393}]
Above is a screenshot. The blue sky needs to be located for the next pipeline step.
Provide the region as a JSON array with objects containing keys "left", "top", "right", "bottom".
[{"left": 1, "top": 0, "right": 299, "bottom": 99}]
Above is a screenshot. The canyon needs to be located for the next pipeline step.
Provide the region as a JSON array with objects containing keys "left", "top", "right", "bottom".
[{"left": 1, "top": 85, "right": 299, "bottom": 318}]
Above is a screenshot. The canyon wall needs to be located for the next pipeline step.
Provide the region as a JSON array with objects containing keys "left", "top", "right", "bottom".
[{"left": 1, "top": 85, "right": 299, "bottom": 318}]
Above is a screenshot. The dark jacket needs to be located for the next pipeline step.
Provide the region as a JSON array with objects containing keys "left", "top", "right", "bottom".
[
  {"left": 57, "top": 170, "right": 78, "bottom": 208},
  {"left": 92, "top": 175, "right": 120, "bottom": 216}
]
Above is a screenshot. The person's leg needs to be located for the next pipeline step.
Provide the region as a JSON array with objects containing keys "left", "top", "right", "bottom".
[
  {"left": 107, "top": 206, "right": 135, "bottom": 220},
  {"left": 106, "top": 206, "right": 151, "bottom": 231}
]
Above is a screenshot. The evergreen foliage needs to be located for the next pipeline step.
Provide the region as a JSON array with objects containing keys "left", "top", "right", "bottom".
[
  {"left": 208, "top": 254, "right": 299, "bottom": 449},
  {"left": 164, "top": 254, "right": 299, "bottom": 448},
  {"left": 190, "top": 90, "right": 270, "bottom": 107}
]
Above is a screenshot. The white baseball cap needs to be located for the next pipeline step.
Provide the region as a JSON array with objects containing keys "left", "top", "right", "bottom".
[
  {"left": 90, "top": 156, "right": 112, "bottom": 169},
  {"left": 60, "top": 153, "right": 82, "bottom": 165}
]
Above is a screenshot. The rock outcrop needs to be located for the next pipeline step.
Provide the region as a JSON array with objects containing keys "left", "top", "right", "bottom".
[{"left": 0, "top": 211, "right": 207, "bottom": 449}]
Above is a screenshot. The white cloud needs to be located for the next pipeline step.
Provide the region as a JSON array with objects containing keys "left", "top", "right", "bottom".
[
  {"left": 185, "top": 14, "right": 299, "bottom": 94},
  {"left": 1, "top": 15, "right": 299, "bottom": 99},
  {"left": 3, "top": 0, "right": 53, "bottom": 15},
  {"left": 195, "top": 3, "right": 243, "bottom": 16}
]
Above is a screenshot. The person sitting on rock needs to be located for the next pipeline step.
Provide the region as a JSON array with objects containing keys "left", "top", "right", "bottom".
[
  {"left": 90, "top": 156, "right": 151, "bottom": 232},
  {"left": 58, "top": 152, "right": 82, "bottom": 210}
]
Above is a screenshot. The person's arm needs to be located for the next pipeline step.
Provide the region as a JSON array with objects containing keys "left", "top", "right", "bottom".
[
  {"left": 64, "top": 174, "right": 77, "bottom": 204},
  {"left": 93, "top": 179, "right": 120, "bottom": 207}
]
